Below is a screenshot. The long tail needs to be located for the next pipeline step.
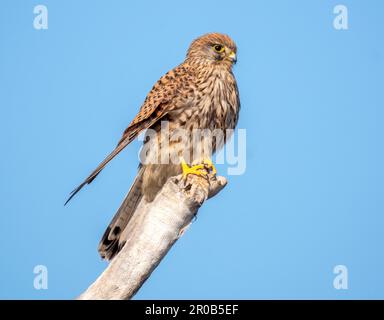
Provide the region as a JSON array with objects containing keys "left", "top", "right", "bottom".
[
  {"left": 64, "top": 136, "right": 132, "bottom": 205},
  {"left": 64, "top": 114, "right": 164, "bottom": 206},
  {"left": 98, "top": 166, "right": 145, "bottom": 260}
]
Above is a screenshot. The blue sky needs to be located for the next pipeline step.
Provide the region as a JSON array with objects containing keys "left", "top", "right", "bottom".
[{"left": 0, "top": 0, "right": 383, "bottom": 299}]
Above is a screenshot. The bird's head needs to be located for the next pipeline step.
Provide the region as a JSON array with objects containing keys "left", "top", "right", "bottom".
[{"left": 186, "top": 33, "right": 237, "bottom": 68}]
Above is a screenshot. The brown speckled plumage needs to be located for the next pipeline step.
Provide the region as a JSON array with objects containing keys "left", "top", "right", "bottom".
[{"left": 66, "top": 33, "right": 240, "bottom": 260}]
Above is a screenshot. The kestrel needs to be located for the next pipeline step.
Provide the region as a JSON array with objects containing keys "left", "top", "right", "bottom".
[{"left": 66, "top": 33, "right": 240, "bottom": 260}]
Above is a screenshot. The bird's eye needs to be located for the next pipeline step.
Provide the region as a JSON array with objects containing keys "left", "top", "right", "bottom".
[{"left": 213, "top": 44, "right": 225, "bottom": 53}]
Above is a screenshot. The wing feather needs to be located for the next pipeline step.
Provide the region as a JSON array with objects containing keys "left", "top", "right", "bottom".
[{"left": 64, "top": 64, "right": 191, "bottom": 205}]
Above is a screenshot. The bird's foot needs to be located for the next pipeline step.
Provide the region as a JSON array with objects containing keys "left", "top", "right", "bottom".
[
  {"left": 202, "top": 158, "right": 217, "bottom": 176},
  {"left": 181, "top": 158, "right": 217, "bottom": 180},
  {"left": 181, "top": 159, "right": 207, "bottom": 179}
]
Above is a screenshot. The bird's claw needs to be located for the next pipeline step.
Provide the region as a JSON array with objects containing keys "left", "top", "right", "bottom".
[
  {"left": 181, "top": 158, "right": 217, "bottom": 180},
  {"left": 181, "top": 162, "right": 207, "bottom": 179},
  {"left": 202, "top": 158, "right": 217, "bottom": 176}
]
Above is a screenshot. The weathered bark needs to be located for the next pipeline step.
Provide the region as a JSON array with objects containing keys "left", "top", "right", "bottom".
[{"left": 78, "top": 174, "right": 227, "bottom": 300}]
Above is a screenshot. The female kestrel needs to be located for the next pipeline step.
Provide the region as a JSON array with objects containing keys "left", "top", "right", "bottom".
[{"left": 66, "top": 33, "right": 240, "bottom": 260}]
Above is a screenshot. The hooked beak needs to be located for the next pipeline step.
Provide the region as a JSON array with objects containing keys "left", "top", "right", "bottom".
[{"left": 229, "top": 51, "right": 237, "bottom": 64}]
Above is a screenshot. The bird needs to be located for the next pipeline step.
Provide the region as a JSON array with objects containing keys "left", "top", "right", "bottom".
[{"left": 65, "top": 33, "right": 240, "bottom": 260}]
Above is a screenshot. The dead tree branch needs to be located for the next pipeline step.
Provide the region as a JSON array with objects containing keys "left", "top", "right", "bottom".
[{"left": 78, "top": 174, "right": 227, "bottom": 300}]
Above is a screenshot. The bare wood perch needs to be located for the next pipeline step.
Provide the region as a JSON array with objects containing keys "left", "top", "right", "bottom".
[{"left": 78, "top": 174, "right": 227, "bottom": 300}]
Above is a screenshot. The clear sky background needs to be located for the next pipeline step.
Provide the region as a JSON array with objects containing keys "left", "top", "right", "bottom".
[{"left": 0, "top": 0, "right": 383, "bottom": 299}]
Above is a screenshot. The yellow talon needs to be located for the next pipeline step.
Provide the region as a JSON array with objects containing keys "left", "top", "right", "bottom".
[
  {"left": 202, "top": 158, "right": 217, "bottom": 175},
  {"left": 180, "top": 157, "right": 217, "bottom": 179},
  {"left": 181, "top": 158, "right": 207, "bottom": 179}
]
